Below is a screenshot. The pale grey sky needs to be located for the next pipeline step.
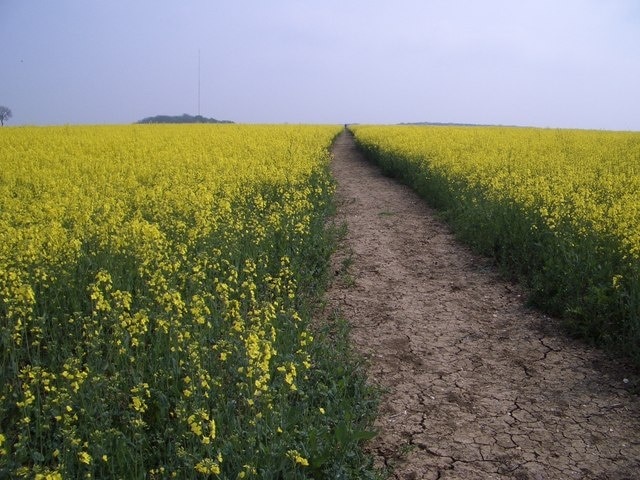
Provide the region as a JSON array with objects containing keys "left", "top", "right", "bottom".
[{"left": 2, "top": 0, "right": 639, "bottom": 129}]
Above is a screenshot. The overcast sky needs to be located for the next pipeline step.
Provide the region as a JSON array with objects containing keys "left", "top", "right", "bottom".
[{"left": 2, "top": 1, "right": 640, "bottom": 130}]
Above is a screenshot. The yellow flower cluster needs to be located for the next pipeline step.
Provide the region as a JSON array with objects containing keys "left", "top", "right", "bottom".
[
  {"left": 286, "top": 449, "right": 310, "bottom": 467},
  {"left": 353, "top": 125, "right": 640, "bottom": 256},
  {"left": 0, "top": 124, "right": 341, "bottom": 478}
]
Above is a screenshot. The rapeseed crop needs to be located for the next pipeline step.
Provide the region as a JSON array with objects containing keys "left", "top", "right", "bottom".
[
  {"left": 0, "top": 125, "right": 378, "bottom": 478},
  {"left": 352, "top": 125, "right": 640, "bottom": 363}
]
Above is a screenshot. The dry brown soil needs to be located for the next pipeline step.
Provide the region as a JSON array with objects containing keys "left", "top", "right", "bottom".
[{"left": 326, "top": 130, "right": 640, "bottom": 480}]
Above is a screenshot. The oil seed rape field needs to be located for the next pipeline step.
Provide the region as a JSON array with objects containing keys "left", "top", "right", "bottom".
[
  {"left": 352, "top": 125, "right": 640, "bottom": 363},
  {"left": 0, "top": 125, "right": 377, "bottom": 479}
]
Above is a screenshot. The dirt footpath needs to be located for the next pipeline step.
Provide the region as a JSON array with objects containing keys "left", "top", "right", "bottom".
[{"left": 327, "top": 131, "right": 640, "bottom": 480}]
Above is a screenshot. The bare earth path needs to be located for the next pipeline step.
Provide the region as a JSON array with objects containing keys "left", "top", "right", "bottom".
[{"left": 326, "top": 131, "right": 640, "bottom": 480}]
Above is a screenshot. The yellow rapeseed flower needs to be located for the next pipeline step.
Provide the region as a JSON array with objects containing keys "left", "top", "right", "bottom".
[{"left": 287, "top": 449, "right": 309, "bottom": 467}]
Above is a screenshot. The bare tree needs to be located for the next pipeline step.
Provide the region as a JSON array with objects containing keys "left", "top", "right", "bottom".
[{"left": 0, "top": 106, "right": 12, "bottom": 126}]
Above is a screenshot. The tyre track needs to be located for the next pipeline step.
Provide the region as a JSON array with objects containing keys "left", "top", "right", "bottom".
[{"left": 327, "top": 130, "right": 640, "bottom": 480}]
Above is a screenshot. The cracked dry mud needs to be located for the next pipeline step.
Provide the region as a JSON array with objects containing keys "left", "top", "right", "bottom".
[{"left": 326, "top": 131, "right": 640, "bottom": 480}]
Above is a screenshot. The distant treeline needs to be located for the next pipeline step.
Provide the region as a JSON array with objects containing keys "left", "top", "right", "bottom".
[
  {"left": 398, "top": 121, "right": 533, "bottom": 128},
  {"left": 399, "top": 121, "right": 493, "bottom": 127},
  {"left": 136, "top": 114, "right": 233, "bottom": 124}
]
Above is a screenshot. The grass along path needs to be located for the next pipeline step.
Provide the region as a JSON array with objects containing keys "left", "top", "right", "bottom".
[{"left": 327, "top": 130, "right": 640, "bottom": 479}]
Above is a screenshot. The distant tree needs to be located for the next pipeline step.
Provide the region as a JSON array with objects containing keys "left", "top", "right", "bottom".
[
  {"left": 136, "top": 113, "right": 233, "bottom": 124},
  {"left": 0, "top": 106, "right": 11, "bottom": 126}
]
